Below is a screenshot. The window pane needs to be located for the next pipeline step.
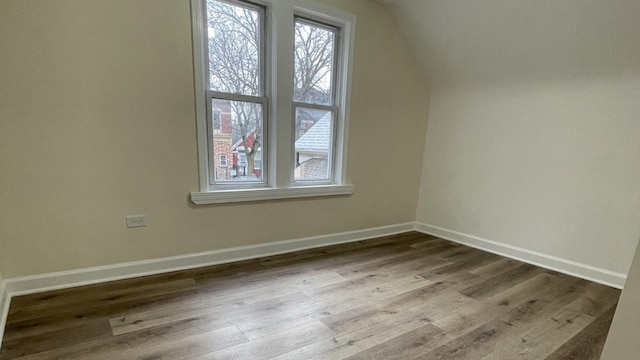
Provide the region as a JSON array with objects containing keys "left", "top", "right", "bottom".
[
  {"left": 294, "top": 108, "right": 332, "bottom": 181},
  {"left": 207, "top": 0, "right": 262, "bottom": 96},
  {"left": 293, "top": 20, "right": 335, "bottom": 105},
  {"left": 211, "top": 99, "right": 264, "bottom": 183}
]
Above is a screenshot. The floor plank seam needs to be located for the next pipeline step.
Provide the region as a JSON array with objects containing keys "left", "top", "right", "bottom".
[{"left": 0, "top": 232, "right": 620, "bottom": 360}]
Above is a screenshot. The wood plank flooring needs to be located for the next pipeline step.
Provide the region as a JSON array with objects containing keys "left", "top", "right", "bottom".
[{"left": 0, "top": 232, "right": 620, "bottom": 359}]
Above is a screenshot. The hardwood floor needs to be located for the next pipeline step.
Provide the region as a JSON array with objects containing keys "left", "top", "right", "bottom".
[{"left": 0, "top": 232, "right": 620, "bottom": 359}]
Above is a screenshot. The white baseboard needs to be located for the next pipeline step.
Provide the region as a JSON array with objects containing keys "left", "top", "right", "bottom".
[
  {"left": 0, "top": 222, "right": 414, "bottom": 349},
  {"left": 0, "top": 221, "right": 627, "bottom": 349},
  {"left": 3, "top": 222, "right": 415, "bottom": 299},
  {"left": 415, "top": 222, "right": 626, "bottom": 289}
]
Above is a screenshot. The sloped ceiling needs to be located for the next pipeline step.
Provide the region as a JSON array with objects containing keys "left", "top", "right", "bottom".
[{"left": 380, "top": 0, "right": 640, "bottom": 88}]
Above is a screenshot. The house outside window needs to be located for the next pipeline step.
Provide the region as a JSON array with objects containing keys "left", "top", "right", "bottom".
[
  {"left": 190, "top": 0, "right": 356, "bottom": 204},
  {"left": 213, "top": 110, "right": 221, "bottom": 131},
  {"left": 293, "top": 19, "right": 338, "bottom": 181}
]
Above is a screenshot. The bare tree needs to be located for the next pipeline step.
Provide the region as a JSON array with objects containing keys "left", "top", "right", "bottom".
[
  {"left": 208, "top": 1, "right": 333, "bottom": 178},
  {"left": 208, "top": 1, "right": 262, "bottom": 177},
  {"left": 208, "top": 2, "right": 260, "bottom": 95},
  {"left": 294, "top": 22, "right": 335, "bottom": 105}
]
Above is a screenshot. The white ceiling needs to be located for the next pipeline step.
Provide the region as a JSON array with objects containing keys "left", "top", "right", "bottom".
[{"left": 381, "top": 0, "right": 640, "bottom": 88}]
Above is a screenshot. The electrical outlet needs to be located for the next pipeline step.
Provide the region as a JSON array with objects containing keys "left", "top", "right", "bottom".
[{"left": 126, "top": 215, "right": 147, "bottom": 228}]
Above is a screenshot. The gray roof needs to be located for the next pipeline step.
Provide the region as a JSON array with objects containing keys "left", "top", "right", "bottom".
[{"left": 295, "top": 113, "right": 331, "bottom": 153}]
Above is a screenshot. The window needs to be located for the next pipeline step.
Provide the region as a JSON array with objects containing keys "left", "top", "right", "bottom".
[
  {"left": 190, "top": 0, "right": 356, "bottom": 204},
  {"left": 293, "top": 19, "right": 337, "bottom": 181},
  {"left": 220, "top": 155, "right": 227, "bottom": 167},
  {"left": 213, "top": 110, "right": 221, "bottom": 131},
  {"left": 206, "top": 0, "right": 265, "bottom": 184}
]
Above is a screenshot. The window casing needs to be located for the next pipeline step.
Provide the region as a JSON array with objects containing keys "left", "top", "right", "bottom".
[{"left": 190, "top": 0, "right": 356, "bottom": 204}]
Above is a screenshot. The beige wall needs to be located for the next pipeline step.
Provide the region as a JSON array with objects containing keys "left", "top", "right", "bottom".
[
  {"left": 385, "top": 0, "right": 640, "bottom": 276},
  {"left": 392, "top": 1, "right": 640, "bottom": 356},
  {"left": 417, "top": 77, "right": 640, "bottom": 274},
  {"left": 0, "top": 0, "right": 429, "bottom": 277}
]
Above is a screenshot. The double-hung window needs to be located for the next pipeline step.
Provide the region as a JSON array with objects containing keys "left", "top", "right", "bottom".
[
  {"left": 190, "top": 0, "right": 355, "bottom": 204},
  {"left": 204, "top": 0, "right": 266, "bottom": 185},
  {"left": 293, "top": 18, "right": 337, "bottom": 182}
]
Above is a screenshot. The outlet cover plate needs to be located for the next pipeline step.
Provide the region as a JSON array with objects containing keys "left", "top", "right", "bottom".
[{"left": 126, "top": 215, "right": 147, "bottom": 228}]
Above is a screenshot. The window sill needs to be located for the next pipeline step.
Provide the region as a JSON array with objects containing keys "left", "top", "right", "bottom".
[{"left": 190, "top": 184, "right": 355, "bottom": 205}]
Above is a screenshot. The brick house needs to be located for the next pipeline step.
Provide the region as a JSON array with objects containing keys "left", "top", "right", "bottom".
[
  {"left": 215, "top": 104, "right": 325, "bottom": 180},
  {"left": 231, "top": 133, "right": 262, "bottom": 178},
  {"left": 211, "top": 101, "right": 234, "bottom": 180},
  {"left": 212, "top": 99, "right": 263, "bottom": 180}
]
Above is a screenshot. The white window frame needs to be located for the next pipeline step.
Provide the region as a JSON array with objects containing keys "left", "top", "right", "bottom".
[
  {"left": 292, "top": 16, "right": 339, "bottom": 184},
  {"left": 190, "top": 0, "right": 356, "bottom": 205},
  {"left": 220, "top": 154, "right": 227, "bottom": 167}
]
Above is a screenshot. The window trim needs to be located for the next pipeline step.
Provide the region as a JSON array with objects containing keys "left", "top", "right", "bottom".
[
  {"left": 190, "top": 0, "right": 356, "bottom": 204},
  {"left": 191, "top": 184, "right": 355, "bottom": 204}
]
